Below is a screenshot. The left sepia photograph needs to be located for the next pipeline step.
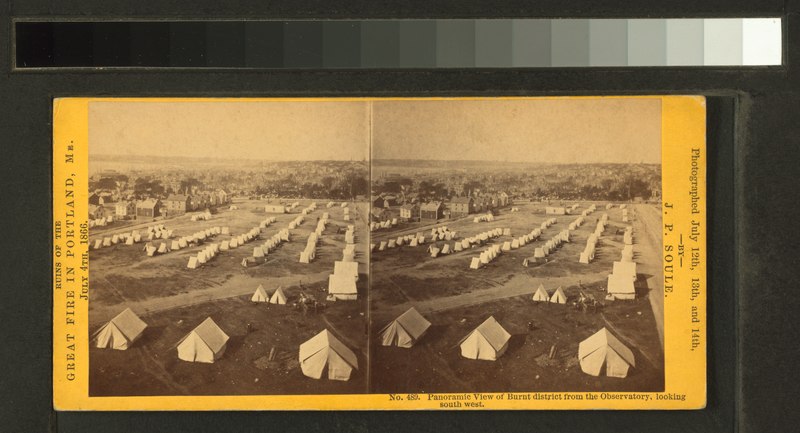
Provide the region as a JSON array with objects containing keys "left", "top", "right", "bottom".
[{"left": 86, "top": 100, "right": 370, "bottom": 396}]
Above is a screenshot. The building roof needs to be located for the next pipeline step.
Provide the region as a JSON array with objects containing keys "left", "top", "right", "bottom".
[
  {"left": 400, "top": 203, "right": 418, "bottom": 210},
  {"left": 451, "top": 196, "right": 474, "bottom": 204},
  {"left": 137, "top": 199, "right": 159, "bottom": 209},
  {"left": 420, "top": 202, "right": 442, "bottom": 211}
]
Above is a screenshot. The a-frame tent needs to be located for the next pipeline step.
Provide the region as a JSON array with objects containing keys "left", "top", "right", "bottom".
[
  {"left": 458, "top": 316, "right": 512, "bottom": 361},
  {"left": 378, "top": 307, "right": 432, "bottom": 348},
  {"left": 251, "top": 284, "right": 268, "bottom": 302},
  {"left": 578, "top": 327, "right": 635, "bottom": 378},
  {"left": 298, "top": 329, "right": 358, "bottom": 381},
  {"left": 270, "top": 287, "right": 288, "bottom": 305},
  {"left": 93, "top": 308, "right": 148, "bottom": 350},
  {"left": 531, "top": 284, "right": 549, "bottom": 302}
]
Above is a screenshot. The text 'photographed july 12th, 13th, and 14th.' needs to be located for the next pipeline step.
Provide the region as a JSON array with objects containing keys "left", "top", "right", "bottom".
[{"left": 52, "top": 97, "right": 706, "bottom": 409}]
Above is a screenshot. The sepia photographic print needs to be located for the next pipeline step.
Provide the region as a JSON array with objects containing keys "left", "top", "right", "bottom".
[
  {"left": 369, "top": 98, "right": 664, "bottom": 394},
  {"left": 86, "top": 101, "right": 370, "bottom": 396},
  {"left": 53, "top": 96, "right": 706, "bottom": 409}
]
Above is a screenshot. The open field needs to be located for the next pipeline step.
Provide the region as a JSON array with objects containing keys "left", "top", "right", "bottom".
[
  {"left": 89, "top": 199, "right": 369, "bottom": 395},
  {"left": 369, "top": 202, "right": 664, "bottom": 393}
]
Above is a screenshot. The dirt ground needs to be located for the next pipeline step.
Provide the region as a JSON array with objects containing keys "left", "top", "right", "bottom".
[
  {"left": 89, "top": 293, "right": 368, "bottom": 396},
  {"left": 369, "top": 202, "right": 664, "bottom": 393},
  {"left": 89, "top": 199, "right": 370, "bottom": 396},
  {"left": 89, "top": 200, "right": 664, "bottom": 395}
]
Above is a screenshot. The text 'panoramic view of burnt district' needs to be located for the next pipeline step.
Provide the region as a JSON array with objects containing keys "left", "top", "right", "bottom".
[
  {"left": 88, "top": 101, "right": 371, "bottom": 395},
  {"left": 87, "top": 98, "right": 664, "bottom": 396},
  {"left": 368, "top": 99, "right": 664, "bottom": 394}
]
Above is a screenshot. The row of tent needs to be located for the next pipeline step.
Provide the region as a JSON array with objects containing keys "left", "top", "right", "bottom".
[
  {"left": 249, "top": 228, "right": 291, "bottom": 261},
  {"left": 580, "top": 204, "right": 598, "bottom": 217},
  {"left": 150, "top": 227, "right": 222, "bottom": 257},
  {"left": 92, "top": 225, "right": 173, "bottom": 250},
  {"left": 622, "top": 207, "right": 635, "bottom": 223},
  {"left": 190, "top": 211, "right": 213, "bottom": 221},
  {"left": 251, "top": 284, "right": 287, "bottom": 304},
  {"left": 300, "top": 202, "right": 318, "bottom": 215},
  {"left": 379, "top": 308, "right": 511, "bottom": 361},
  {"left": 187, "top": 242, "right": 221, "bottom": 268},
  {"left": 94, "top": 308, "right": 360, "bottom": 380},
  {"left": 379, "top": 306, "right": 634, "bottom": 377},
  {"left": 531, "top": 284, "right": 567, "bottom": 304},
  {"left": 97, "top": 303, "right": 635, "bottom": 380},
  {"left": 371, "top": 227, "right": 458, "bottom": 252},
  {"left": 531, "top": 229, "right": 570, "bottom": 260},
  {"left": 328, "top": 225, "right": 359, "bottom": 300},
  {"left": 288, "top": 214, "right": 306, "bottom": 230},
  {"left": 300, "top": 215, "right": 329, "bottom": 264},
  {"left": 88, "top": 215, "right": 114, "bottom": 228},
  {"left": 343, "top": 206, "right": 351, "bottom": 221},
  {"left": 607, "top": 227, "right": 637, "bottom": 300},
  {"left": 578, "top": 213, "right": 608, "bottom": 264},
  {"left": 370, "top": 218, "right": 397, "bottom": 231},
  {"left": 473, "top": 213, "right": 496, "bottom": 223}
]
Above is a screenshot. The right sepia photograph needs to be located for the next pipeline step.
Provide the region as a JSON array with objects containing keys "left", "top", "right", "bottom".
[{"left": 368, "top": 97, "right": 664, "bottom": 393}]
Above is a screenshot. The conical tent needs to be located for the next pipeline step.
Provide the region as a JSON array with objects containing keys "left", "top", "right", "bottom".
[
  {"left": 270, "top": 287, "right": 288, "bottom": 305},
  {"left": 459, "top": 316, "right": 512, "bottom": 361},
  {"left": 378, "top": 307, "right": 431, "bottom": 348},
  {"left": 176, "top": 317, "right": 229, "bottom": 363},
  {"left": 532, "top": 285, "right": 549, "bottom": 302},
  {"left": 93, "top": 308, "right": 148, "bottom": 350},
  {"left": 550, "top": 286, "right": 567, "bottom": 304},
  {"left": 251, "top": 284, "right": 268, "bottom": 302},
  {"left": 299, "top": 329, "right": 358, "bottom": 381},
  {"left": 578, "top": 327, "right": 635, "bottom": 378}
]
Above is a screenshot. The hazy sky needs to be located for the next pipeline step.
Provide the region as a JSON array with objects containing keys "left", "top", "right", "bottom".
[
  {"left": 89, "top": 100, "right": 370, "bottom": 161},
  {"left": 89, "top": 98, "right": 661, "bottom": 164},
  {"left": 372, "top": 98, "right": 661, "bottom": 164}
]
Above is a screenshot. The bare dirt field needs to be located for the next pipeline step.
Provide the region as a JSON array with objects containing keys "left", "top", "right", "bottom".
[
  {"left": 89, "top": 199, "right": 369, "bottom": 396},
  {"left": 369, "top": 202, "right": 664, "bottom": 393}
]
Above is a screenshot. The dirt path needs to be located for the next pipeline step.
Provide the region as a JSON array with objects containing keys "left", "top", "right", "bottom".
[
  {"left": 89, "top": 270, "right": 332, "bottom": 325},
  {"left": 375, "top": 269, "right": 611, "bottom": 320},
  {"left": 632, "top": 204, "right": 665, "bottom": 347}
]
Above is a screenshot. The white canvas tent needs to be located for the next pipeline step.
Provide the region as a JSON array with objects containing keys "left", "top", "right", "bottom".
[
  {"left": 93, "top": 308, "right": 147, "bottom": 350},
  {"left": 334, "top": 261, "right": 359, "bottom": 281},
  {"left": 270, "top": 287, "right": 288, "bottom": 305},
  {"left": 251, "top": 284, "right": 268, "bottom": 302},
  {"left": 298, "top": 329, "right": 358, "bottom": 381},
  {"left": 607, "top": 274, "right": 636, "bottom": 300},
  {"left": 459, "top": 316, "right": 512, "bottom": 361},
  {"left": 612, "top": 261, "right": 637, "bottom": 281},
  {"left": 328, "top": 273, "right": 358, "bottom": 300},
  {"left": 532, "top": 285, "right": 549, "bottom": 302},
  {"left": 550, "top": 286, "right": 567, "bottom": 304},
  {"left": 379, "top": 307, "right": 431, "bottom": 348},
  {"left": 176, "top": 317, "right": 229, "bottom": 363},
  {"left": 578, "top": 327, "right": 635, "bottom": 378}
]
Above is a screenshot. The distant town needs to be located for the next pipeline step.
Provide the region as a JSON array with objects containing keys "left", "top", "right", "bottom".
[
  {"left": 88, "top": 156, "right": 369, "bottom": 223},
  {"left": 370, "top": 161, "right": 660, "bottom": 223}
]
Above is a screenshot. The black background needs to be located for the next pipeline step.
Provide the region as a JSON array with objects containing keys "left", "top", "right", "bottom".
[{"left": 1, "top": 1, "right": 798, "bottom": 432}]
